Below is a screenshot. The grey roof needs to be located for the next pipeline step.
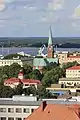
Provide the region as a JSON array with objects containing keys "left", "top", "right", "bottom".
[
  {"left": 0, "top": 100, "right": 41, "bottom": 106},
  {"left": 0, "top": 99, "right": 80, "bottom": 106},
  {"left": 59, "top": 78, "right": 80, "bottom": 81}
]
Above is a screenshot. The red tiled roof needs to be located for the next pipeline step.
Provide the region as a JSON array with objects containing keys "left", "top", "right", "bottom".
[
  {"left": 4, "top": 78, "right": 40, "bottom": 84},
  {"left": 26, "top": 102, "right": 80, "bottom": 120},
  {"left": 21, "top": 79, "right": 40, "bottom": 84},
  {"left": 68, "top": 56, "right": 80, "bottom": 58},
  {"left": 66, "top": 66, "right": 80, "bottom": 70},
  {"left": 4, "top": 78, "right": 21, "bottom": 84}
]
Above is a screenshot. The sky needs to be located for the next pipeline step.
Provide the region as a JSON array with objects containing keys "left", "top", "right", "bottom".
[{"left": 0, "top": 0, "right": 80, "bottom": 37}]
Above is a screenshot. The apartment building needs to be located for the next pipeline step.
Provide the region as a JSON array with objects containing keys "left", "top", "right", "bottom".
[
  {"left": 57, "top": 52, "right": 80, "bottom": 64},
  {"left": 0, "top": 59, "right": 23, "bottom": 67},
  {"left": 26, "top": 101, "right": 80, "bottom": 120},
  {"left": 0, "top": 95, "right": 40, "bottom": 120},
  {"left": 59, "top": 66, "right": 80, "bottom": 87},
  {"left": 66, "top": 66, "right": 80, "bottom": 78}
]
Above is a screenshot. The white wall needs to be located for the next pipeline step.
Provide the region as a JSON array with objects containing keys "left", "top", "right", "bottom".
[{"left": 0, "top": 105, "right": 39, "bottom": 120}]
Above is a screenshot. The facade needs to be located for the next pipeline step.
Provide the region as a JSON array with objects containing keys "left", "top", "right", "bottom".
[
  {"left": 66, "top": 66, "right": 80, "bottom": 78},
  {"left": 33, "top": 27, "right": 58, "bottom": 71},
  {"left": 0, "top": 59, "right": 23, "bottom": 67},
  {"left": 59, "top": 66, "right": 80, "bottom": 87},
  {"left": 26, "top": 101, "right": 80, "bottom": 120},
  {"left": 0, "top": 95, "right": 40, "bottom": 120},
  {"left": 4, "top": 71, "right": 40, "bottom": 88},
  {"left": 57, "top": 52, "right": 80, "bottom": 64}
]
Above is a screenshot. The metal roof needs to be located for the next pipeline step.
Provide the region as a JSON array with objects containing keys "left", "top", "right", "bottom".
[{"left": 0, "top": 99, "right": 80, "bottom": 106}]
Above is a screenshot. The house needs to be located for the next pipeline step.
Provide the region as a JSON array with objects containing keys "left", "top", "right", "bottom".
[
  {"left": 26, "top": 101, "right": 80, "bottom": 120},
  {"left": 4, "top": 71, "right": 40, "bottom": 88}
]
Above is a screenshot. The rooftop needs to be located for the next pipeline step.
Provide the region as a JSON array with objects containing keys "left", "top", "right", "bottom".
[
  {"left": 26, "top": 102, "right": 80, "bottom": 120},
  {"left": 66, "top": 66, "right": 80, "bottom": 70},
  {"left": 68, "top": 56, "right": 80, "bottom": 58},
  {"left": 4, "top": 78, "right": 40, "bottom": 84}
]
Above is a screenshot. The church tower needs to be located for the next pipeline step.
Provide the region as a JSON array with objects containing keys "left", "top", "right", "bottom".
[{"left": 47, "top": 26, "right": 54, "bottom": 58}]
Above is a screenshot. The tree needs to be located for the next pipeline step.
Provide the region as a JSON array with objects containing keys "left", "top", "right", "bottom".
[
  {"left": 14, "top": 84, "right": 23, "bottom": 95},
  {"left": 29, "top": 69, "right": 43, "bottom": 80},
  {"left": 42, "top": 66, "right": 64, "bottom": 87},
  {"left": 42, "top": 62, "right": 58, "bottom": 74},
  {"left": 0, "top": 84, "right": 15, "bottom": 98},
  {"left": 23, "top": 64, "right": 32, "bottom": 78},
  {"left": 36, "top": 85, "right": 53, "bottom": 99},
  {"left": 9, "top": 63, "right": 21, "bottom": 78},
  {"left": 24, "top": 86, "right": 36, "bottom": 96}
]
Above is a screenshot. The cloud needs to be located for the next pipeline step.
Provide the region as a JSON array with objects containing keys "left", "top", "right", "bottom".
[
  {"left": 40, "top": 12, "right": 58, "bottom": 23},
  {"left": 0, "top": 4, "right": 5, "bottom": 11},
  {"left": 72, "top": 4, "right": 80, "bottom": 19},
  {"left": 47, "top": 0, "right": 64, "bottom": 11}
]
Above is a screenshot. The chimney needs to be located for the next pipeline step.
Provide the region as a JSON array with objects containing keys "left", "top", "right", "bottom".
[
  {"left": 18, "top": 70, "right": 24, "bottom": 80},
  {"left": 41, "top": 101, "right": 47, "bottom": 111}
]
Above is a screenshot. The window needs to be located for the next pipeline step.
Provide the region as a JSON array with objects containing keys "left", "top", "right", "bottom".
[
  {"left": 23, "top": 108, "right": 30, "bottom": 113},
  {"left": 16, "top": 108, "right": 22, "bottom": 113},
  {"left": 16, "top": 118, "right": 22, "bottom": 120},
  {"left": 0, "top": 108, "right": 6, "bottom": 112},
  {"left": 0, "top": 117, "right": 6, "bottom": 120},
  {"left": 8, "top": 108, "right": 14, "bottom": 113},
  {"left": 8, "top": 118, "right": 14, "bottom": 120}
]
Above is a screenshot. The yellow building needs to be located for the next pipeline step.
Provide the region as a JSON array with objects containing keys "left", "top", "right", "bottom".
[
  {"left": 66, "top": 66, "right": 80, "bottom": 78},
  {"left": 59, "top": 66, "right": 80, "bottom": 87},
  {"left": 57, "top": 52, "right": 80, "bottom": 64}
]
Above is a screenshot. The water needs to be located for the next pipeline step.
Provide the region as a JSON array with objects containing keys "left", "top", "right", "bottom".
[{"left": 0, "top": 47, "right": 80, "bottom": 56}]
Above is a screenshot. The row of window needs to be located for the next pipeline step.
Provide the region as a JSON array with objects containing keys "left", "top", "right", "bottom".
[
  {"left": 61, "top": 82, "right": 80, "bottom": 85},
  {"left": 0, "top": 117, "right": 23, "bottom": 120},
  {"left": 0, "top": 108, "right": 34, "bottom": 113}
]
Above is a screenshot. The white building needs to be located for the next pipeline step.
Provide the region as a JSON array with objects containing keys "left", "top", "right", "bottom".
[
  {"left": 0, "top": 59, "right": 23, "bottom": 67},
  {"left": 0, "top": 95, "right": 41, "bottom": 120}
]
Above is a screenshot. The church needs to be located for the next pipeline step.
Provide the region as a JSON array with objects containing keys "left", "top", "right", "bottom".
[{"left": 33, "top": 27, "right": 58, "bottom": 71}]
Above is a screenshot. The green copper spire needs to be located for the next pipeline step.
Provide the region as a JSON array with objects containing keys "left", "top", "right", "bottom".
[{"left": 48, "top": 26, "right": 53, "bottom": 46}]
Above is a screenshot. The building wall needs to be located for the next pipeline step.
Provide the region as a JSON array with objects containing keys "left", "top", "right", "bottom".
[
  {"left": 66, "top": 69, "right": 80, "bottom": 78},
  {"left": 57, "top": 53, "right": 68, "bottom": 64},
  {"left": 0, "top": 59, "right": 23, "bottom": 67},
  {"left": 59, "top": 79, "right": 80, "bottom": 87},
  {"left": 57, "top": 52, "right": 80, "bottom": 64},
  {"left": 4, "top": 82, "right": 38, "bottom": 89},
  {"left": 0, "top": 105, "right": 39, "bottom": 120}
]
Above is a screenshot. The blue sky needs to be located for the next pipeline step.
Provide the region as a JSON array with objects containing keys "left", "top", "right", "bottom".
[{"left": 0, "top": 0, "right": 80, "bottom": 37}]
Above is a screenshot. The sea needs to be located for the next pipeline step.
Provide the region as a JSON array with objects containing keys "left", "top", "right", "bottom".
[{"left": 1, "top": 47, "right": 80, "bottom": 56}]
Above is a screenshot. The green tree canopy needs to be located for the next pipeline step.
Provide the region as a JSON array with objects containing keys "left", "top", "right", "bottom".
[
  {"left": 9, "top": 63, "right": 21, "bottom": 78},
  {"left": 42, "top": 66, "right": 64, "bottom": 87},
  {"left": 29, "top": 69, "right": 43, "bottom": 80}
]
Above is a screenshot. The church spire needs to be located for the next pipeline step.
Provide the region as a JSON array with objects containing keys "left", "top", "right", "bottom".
[
  {"left": 48, "top": 26, "right": 53, "bottom": 46},
  {"left": 47, "top": 26, "right": 54, "bottom": 58}
]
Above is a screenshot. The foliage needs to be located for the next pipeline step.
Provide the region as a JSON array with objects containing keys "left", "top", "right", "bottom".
[
  {"left": 9, "top": 63, "right": 21, "bottom": 78},
  {"left": 36, "top": 85, "right": 53, "bottom": 99},
  {"left": 14, "top": 84, "right": 23, "bottom": 95},
  {"left": 42, "top": 66, "right": 64, "bottom": 87},
  {"left": 23, "top": 64, "right": 32, "bottom": 73},
  {"left": 29, "top": 69, "right": 43, "bottom": 80}
]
